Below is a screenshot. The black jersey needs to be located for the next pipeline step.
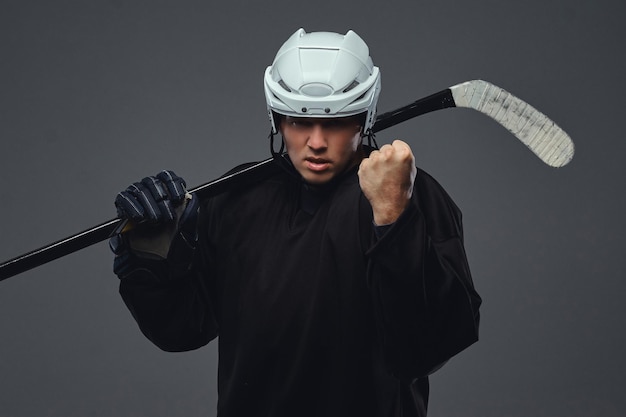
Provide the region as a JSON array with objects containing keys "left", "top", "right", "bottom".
[{"left": 117, "top": 160, "right": 481, "bottom": 417}]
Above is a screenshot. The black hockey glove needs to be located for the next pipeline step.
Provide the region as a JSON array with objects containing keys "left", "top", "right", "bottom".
[
  {"left": 115, "top": 170, "right": 188, "bottom": 224},
  {"left": 110, "top": 171, "right": 200, "bottom": 278}
]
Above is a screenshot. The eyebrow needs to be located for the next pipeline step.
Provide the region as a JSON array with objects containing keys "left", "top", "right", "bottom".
[{"left": 284, "top": 116, "right": 361, "bottom": 125}]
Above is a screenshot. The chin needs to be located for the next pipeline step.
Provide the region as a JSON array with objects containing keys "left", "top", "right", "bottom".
[
  {"left": 300, "top": 170, "right": 334, "bottom": 185},
  {"left": 303, "top": 176, "right": 332, "bottom": 185}
]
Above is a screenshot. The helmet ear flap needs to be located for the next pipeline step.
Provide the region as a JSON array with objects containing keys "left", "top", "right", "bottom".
[
  {"left": 269, "top": 111, "right": 283, "bottom": 135},
  {"left": 268, "top": 108, "right": 279, "bottom": 134}
]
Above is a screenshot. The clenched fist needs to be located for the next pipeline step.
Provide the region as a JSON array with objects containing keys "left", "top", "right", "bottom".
[{"left": 358, "top": 140, "right": 417, "bottom": 225}]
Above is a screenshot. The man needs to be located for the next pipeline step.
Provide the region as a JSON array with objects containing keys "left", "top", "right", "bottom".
[{"left": 111, "top": 28, "right": 481, "bottom": 417}]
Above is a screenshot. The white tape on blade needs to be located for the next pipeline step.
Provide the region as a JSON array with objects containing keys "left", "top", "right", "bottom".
[{"left": 450, "top": 80, "right": 574, "bottom": 167}]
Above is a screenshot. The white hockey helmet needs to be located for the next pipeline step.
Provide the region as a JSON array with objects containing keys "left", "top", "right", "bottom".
[{"left": 264, "top": 28, "right": 381, "bottom": 134}]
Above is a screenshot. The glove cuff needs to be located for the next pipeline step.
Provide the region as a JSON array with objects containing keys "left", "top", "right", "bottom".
[{"left": 166, "top": 194, "right": 199, "bottom": 274}]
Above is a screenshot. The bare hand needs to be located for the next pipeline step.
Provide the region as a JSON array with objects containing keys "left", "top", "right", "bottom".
[{"left": 358, "top": 140, "right": 417, "bottom": 225}]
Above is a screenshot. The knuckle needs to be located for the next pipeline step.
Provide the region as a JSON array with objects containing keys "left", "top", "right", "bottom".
[{"left": 379, "top": 144, "right": 392, "bottom": 153}]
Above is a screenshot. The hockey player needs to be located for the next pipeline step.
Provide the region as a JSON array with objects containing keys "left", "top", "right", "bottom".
[{"left": 111, "top": 28, "right": 481, "bottom": 417}]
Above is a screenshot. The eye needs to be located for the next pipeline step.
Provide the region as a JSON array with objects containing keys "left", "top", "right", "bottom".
[
  {"left": 286, "top": 118, "right": 313, "bottom": 128},
  {"left": 321, "top": 118, "right": 360, "bottom": 130}
]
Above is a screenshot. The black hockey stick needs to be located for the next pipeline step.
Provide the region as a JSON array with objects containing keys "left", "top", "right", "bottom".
[{"left": 0, "top": 80, "right": 574, "bottom": 281}]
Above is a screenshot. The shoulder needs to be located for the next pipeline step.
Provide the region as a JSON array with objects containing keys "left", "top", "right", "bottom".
[
  {"left": 415, "top": 166, "right": 450, "bottom": 189},
  {"left": 414, "top": 168, "right": 458, "bottom": 206},
  {"left": 412, "top": 167, "right": 464, "bottom": 238},
  {"left": 200, "top": 158, "right": 295, "bottom": 210}
]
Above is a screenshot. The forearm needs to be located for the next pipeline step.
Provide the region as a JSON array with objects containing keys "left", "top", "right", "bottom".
[
  {"left": 366, "top": 199, "right": 481, "bottom": 379},
  {"left": 117, "top": 251, "right": 217, "bottom": 352},
  {"left": 118, "top": 255, "right": 217, "bottom": 351}
]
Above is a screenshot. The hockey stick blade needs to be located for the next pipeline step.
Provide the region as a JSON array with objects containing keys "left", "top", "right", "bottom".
[
  {"left": 0, "top": 80, "right": 574, "bottom": 281},
  {"left": 449, "top": 80, "right": 574, "bottom": 167}
]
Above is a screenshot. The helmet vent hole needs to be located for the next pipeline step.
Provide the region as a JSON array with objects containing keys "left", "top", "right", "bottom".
[
  {"left": 278, "top": 79, "right": 291, "bottom": 92},
  {"left": 343, "top": 80, "right": 360, "bottom": 93}
]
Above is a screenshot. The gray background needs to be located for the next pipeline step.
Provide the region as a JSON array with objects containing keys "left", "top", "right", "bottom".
[{"left": 1, "top": 0, "right": 624, "bottom": 416}]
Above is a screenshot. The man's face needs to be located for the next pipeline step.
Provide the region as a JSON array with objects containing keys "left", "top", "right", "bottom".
[{"left": 280, "top": 115, "right": 363, "bottom": 185}]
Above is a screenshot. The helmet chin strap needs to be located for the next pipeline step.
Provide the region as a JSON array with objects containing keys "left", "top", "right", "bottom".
[
  {"left": 269, "top": 129, "right": 285, "bottom": 159},
  {"left": 364, "top": 128, "right": 379, "bottom": 150}
]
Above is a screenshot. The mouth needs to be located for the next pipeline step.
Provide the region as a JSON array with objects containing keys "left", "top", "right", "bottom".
[{"left": 304, "top": 157, "right": 331, "bottom": 172}]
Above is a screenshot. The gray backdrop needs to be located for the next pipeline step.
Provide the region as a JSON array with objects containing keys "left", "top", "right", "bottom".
[{"left": 1, "top": 1, "right": 625, "bottom": 416}]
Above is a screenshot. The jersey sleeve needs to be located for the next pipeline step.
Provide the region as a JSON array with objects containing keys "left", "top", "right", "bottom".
[{"left": 364, "top": 169, "right": 481, "bottom": 380}]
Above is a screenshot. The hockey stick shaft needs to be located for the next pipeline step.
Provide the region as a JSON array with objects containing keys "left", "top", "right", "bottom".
[
  {"left": 0, "top": 158, "right": 281, "bottom": 281},
  {"left": 0, "top": 80, "right": 574, "bottom": 281}
]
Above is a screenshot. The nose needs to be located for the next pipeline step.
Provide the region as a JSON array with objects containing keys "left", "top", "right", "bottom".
[{"left": 307, "top": 124, "right": 327, "bottom": 151}]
